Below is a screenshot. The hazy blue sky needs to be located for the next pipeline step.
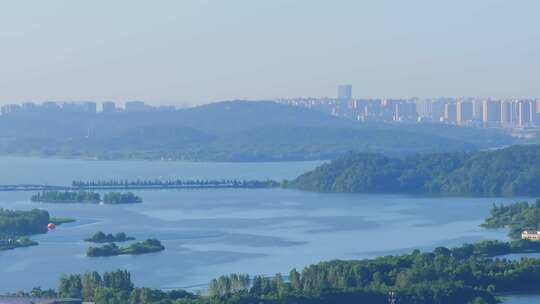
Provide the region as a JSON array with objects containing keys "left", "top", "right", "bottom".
[{"left": 0, "top": 0, "right": 538, "bottom": 105}]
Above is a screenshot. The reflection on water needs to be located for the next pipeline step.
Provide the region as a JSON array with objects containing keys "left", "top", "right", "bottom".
[{"left": 0, "top": 157, "right": 535, "bottom": 303}]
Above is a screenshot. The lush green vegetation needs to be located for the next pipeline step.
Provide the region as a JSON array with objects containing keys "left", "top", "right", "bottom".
[
  {"left": 50, "top": 217, "right": 76, "bottom": 225},
  {"left": 73, "top": 179, "right": 280, "bottom": 189},
  {"left": 0, "top": 101, "right": 518, "bottom": 161},
  {"left": 31, "top": 191, "right": 100, "bottom": 203},
  {"left": 85, "top": 231, "right": 135, "bottom": 243},
  {"left": 15, "top": 240, "right": 540, "bottom": 304},
  {"left": 31, "top": 191, "right": 143, "bottom": 204},
  {"left": 0, "top": 208, "right": 50, "bottom": 235},
  {"left": 0, "top": 208, "right": 73, "bottom": 251},
  {"left": 482, "top": 199, "right": 540, "bottom": 238},
  {"left": 285, "top": 145, "right": 540, "bottom": 196},
  {"left": 86, "top": 239, "right": 164, "bottom": 257},
  {"left": 103, "top": 192, "right": 142, "bottom": 204}
]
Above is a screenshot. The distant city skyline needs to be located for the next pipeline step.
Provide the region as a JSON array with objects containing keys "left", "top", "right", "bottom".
[{"left": 1, "top": 1, "right": 539, "bottom": 105}]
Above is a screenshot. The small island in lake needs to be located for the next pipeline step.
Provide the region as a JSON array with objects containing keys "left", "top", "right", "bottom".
[
  {"left": 31, "top": 191, "right": 142, "bottom": 204},
  {"left": 0, "top": 236, "right": 38, "bottom": 251},
  {"left": 103, "top": 192, "right": 142, "bottom": 204},
  {"left": 481, "top": 199, "right": 540, "bottom": 239},
  {"left": 86, "top": 238, "right": 164, "bottom": 257},
  {"left": 85, "top": 231, "right": 135, "bottom": 243},
  {"left": 31, "top": 191, "right": 100, "bottom": 203}
]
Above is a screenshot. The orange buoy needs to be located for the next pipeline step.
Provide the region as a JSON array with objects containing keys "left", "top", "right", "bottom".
[{"left": 47, "top": 223, "right": 56, "bottom": 230}]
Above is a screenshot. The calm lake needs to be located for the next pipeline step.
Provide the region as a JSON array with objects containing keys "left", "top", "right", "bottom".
[{"left": 0, "top": 157, "right": 536, "bottom": 303}]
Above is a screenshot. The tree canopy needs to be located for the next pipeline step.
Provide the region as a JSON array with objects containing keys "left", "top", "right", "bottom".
[{"left": 286, "top": 145, "right": 540, "bottom": 196}]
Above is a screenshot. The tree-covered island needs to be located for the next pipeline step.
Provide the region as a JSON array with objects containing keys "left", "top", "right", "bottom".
[
  {"left": 31, "top": 191, "right": 143, "bottom": 204},
  {"left": 85, "top": 231, "right": 135, "bottom": 243},
  {"left": 103, "top": 192, "right": 142, "bottom": 204},
  {"left": 31, "top": 191, "right": 100, "bottom": 203},
  {"left": 86, "top": 238, "right": 164, "bottom": 257},
  {"left": 15, "top": 239, "right": 540, "bottom": 304},
  {"left": 0, "top": 236, "right": 37, "bottom": 251},
  {"left": 482, "top": 199, "right": 540, "bottom": 238}
]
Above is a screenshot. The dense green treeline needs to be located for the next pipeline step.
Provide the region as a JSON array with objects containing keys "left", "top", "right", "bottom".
[
  {"left": 85, "top": 231, "right": 135, "bottom": 243},
  {"left": 285, "top": 145, "right": 540, "bottom": 196},
  {"left": 482, "top": 199, "right": 540, "bottom": 238},
  {"left": 103, "top": 192, "right": 142, "bottom": 204},
  {"left": 19, "top": 240, "right": 540, "bottom": 304},
  {"left": 86, "top": 238, "right": 164, "bottom": 257},
  {"left": 31, "top": 191, "right": 100, "bottom": 203},
  {"left": 31, "top": 191, "right": 142, "bottom": 204},
  {"left": 0, "top": 208, "right": 49, "bottom": 235},
  {"left": 0, "top": 208, "right": 73, "bottom": 251},
  {"left": 72, "top": 179, "right": 280, "bottom": 189}
]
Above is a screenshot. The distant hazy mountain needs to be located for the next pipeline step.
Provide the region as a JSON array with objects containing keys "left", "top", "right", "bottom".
[
  {"left": 0, "top": 100, "right": 518, "bottom": 161},
  {"left": 285, "top": 144, "right": 540, "bottom": 196}
]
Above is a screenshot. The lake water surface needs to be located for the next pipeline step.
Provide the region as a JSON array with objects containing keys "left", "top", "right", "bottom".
[{"left": 0, "top": 157, "right": 535, "bottom": 303}]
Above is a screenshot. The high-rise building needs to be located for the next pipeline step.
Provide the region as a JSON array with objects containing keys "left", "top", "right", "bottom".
[
  {"left": 444, "top": 103, "right": 457, "bottom": 123},
  {"left": 536, "top": 100, "right": 540, "bottom": 125},
  {"left": 337, "top": 85, "right": 352, "bottom": 100},
  {"left": 157, "top": 105, "right": 176, "bottom": 112},
  {"left": 61, "top": 101, "right": 96, "bottom": 113},
  {"left": 0, "top": 104, "right": 20, "bottom": 115},
  {"left": 517, "top": 100, "right": 533, "bottom": 127},
  {"left": 482, "top": 99, "right": 501, "bottom": 127},
  {"left": 414, "top": 99, "right": 432, "bottom": 120},
  {"left": 83, "top": 102, "right": 97, "bottom": 113},
  {"left": 21, "top": 102, "right": 37, "bottom": 111},
  {"left": 394, "top": 102, "right": 417, "bottom": 122},
  {"left": 456, "top": 100, "right": 473, "bottom": 125},
  {"left": 42, "top": 101, "right": 61, "bottom": 112},
  {"left": 102, "top": 101, "right": 116, "bottom": 113},
  {"left": 431, "top": 99, "right": 446, "bottom": 122},
  {"left": 500, "top": 100, "right": 515, "bottom": 127},
  {"left": 472, "top": 99, "right": 483, "bottom": 120},
  {"left": 125, "top": 101, "right": 146, "bottom": 112}
]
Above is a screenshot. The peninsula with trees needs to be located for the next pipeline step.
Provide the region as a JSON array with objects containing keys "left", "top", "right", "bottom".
[
  {"left": 285, "top": 144, "right": 540, "bottom": 196},
  {"left": 482, "top": 199, "right": 540, "bottom": 238},
  {"left": 0, "top": 208, "right": 74, "bottom": 251}
]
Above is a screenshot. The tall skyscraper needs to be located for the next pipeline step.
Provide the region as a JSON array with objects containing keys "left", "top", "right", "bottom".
[
  {"left": 337, "top": 85, "right": 352, "bottom": 100},
  {"left": 500, "top": 100, "right": 514, "bottom": 126},
  {"left": 472, "top": 99, "right": 483, "bottom": 120},
  {"left": 394, "top": 102, "right": 417, "bottom": 122},
  {"left": 482, "top": 99, "right": 501, "bottom": 127},
  {"left": 444, "top": 103, "right": 457, "bottom": 123},
  {"left": 517, "top": 100, "right": 533, "bottom": 127},
  {"left": 102, "top": 101, "right": 116, "bottom": 113},
  {"left": 456, "top": 100, "right": 473, "bottom": 125},
  {"left": 125, "top": 101, "right": 146, "bottom": 112}
]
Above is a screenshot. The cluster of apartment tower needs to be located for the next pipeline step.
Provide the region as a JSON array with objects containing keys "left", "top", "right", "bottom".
[
  {"left": 0, "top": 101, "right": 176, "bottom": 115},
  {"left": 276, "top": 85, "right": 540, "bottom": 129}
]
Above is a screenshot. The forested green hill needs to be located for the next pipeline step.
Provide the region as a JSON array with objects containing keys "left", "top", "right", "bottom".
[
  {"left": 285, "top": 144, "right": 540, "bottom": 196},
  {"left": 0, "top": 101, "right": 517, "bottom": 161}
]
